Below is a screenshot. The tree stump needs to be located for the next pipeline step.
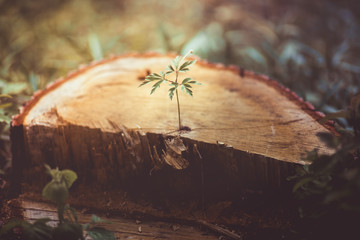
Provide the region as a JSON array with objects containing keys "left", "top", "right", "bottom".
[{"left": 11, "top": 53, "right": 334, "bottom": 207}]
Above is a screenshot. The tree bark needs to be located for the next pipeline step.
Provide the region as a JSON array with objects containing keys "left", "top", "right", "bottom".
[{"left": 11, "top": 53, "right": 335, "bottom": 203}]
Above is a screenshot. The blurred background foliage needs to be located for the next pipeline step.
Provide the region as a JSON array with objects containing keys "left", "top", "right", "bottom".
[{"left": 1, "top": 0, "right": 359, "bottom": 182}]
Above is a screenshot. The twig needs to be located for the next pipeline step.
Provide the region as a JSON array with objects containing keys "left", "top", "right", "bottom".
[{"left": 196, "top": 220, "right": 243, "bottom": 240}]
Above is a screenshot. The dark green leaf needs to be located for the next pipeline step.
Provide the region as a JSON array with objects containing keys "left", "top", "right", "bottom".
[
  {"left": 179, "top": 60, "right": 196, "bottom": 71},
  {"left": 184, "top": 87, "right": 193, "bottom": 96},
  {"left": 145, "top": 73, "right": 162, "bottom": 81},
  {"left": 169, "top": 87, "right": 176, "bottom": 100},
  {"left": 150, "top": 87, "right": 157, "bottom": 95},
  {"left": 138, "top": 80, "right": 151, "bottom": 87},
  {"left": 179, "top": 68, "right": 189, "bottom": 73},
  {"left": 160, "top": 71, "right": 165, "bottom": 78},
  {"left": 150, "top": 80, "right": 163, "bottom": 94},
  {"left": 181, "top": 78, "right": 192, "bottom": 84},
  {"left": 52, "top": 222, "right": 83, "bottom": 240},
  {"left": 188, "top": 80, "right": 202, "bottom": 85},
  {"left": 166, "top": 64, "right": 175, "bottom": 74}
]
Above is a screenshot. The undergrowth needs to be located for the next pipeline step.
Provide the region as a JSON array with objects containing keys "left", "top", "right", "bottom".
[{"left": 0, "top": 165, "right": 115, "bottom": 240}]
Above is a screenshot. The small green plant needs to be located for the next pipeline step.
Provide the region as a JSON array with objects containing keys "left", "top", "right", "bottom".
[
  {"left": 139, "top": 50, "right": 201, "bottom": 130},
  {"left": 0, "top": 165, "right": 115, "bottom": 240}
]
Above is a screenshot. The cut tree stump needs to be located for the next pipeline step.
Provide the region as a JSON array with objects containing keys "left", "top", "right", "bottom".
[{"left": 10, "top": 53, "right": 335, "bottom": 223}]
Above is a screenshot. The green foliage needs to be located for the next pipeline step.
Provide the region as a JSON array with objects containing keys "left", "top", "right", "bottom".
[
  {"left": 0, "top": 218, "right": 53, "bottom": 240},
  {"left": 0, "top": 94, "right": 12, "bottom": 125},
  {"left": 83, "top": 215, "right": 115, "bottom": 240},
  {"left": 139, "top": 50, "right": 201, "bottom": 130},
  {"left": 0, "top": 166, "right": 114, "bottom": 240},
  {"left": 290, "top": 96, "right": 360, "bottom": 239},
  {"left": 52, "top": 222, "right": 83, "bottom": 240},
  {"left": 139, "top": 52, "right": 200, "bottom": 99},
  {"left": 88, "top": 33, "right": 103, "bottom": 61},
  {"left": 320, "top": 94, "right": 360, "bottom": 135},
  {"left": 42, "top": 164, "right": 77, "bottom": 206}
]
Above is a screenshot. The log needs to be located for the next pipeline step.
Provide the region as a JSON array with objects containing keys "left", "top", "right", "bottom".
[
  {"left": 10, "top": 53, "right": 334, "bottom": 214},
  {"left": 5, "top": 199, "right": 221, "bottom": 240}
]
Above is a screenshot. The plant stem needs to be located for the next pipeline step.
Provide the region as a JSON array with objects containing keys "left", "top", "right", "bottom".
[
  {"left": 58, "top": 204, "right": 65, "bottom": 224},
  {"left": 176, "top": 88, "right": 181, "bottom": 130},
  {"left": 175, "top": 69, "right": 181, "bottom": 130}
]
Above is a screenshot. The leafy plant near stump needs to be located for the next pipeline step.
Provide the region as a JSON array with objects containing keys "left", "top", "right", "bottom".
[
  {"left": 289, "top": 94, "right": 360, "bottom": 239},
  {"left": 139, "top": 50, "right": 201, "bottom": 130},
  {"left": 0, "top": 165, "right": 115, "bottom": 240}
]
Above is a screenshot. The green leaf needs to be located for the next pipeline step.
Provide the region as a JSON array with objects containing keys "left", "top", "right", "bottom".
[
  {"left": 150, "top": 87, "right": 157, "bottom": 95},
  {"left": 166, "top": 64, "right": 175, "bottom": 74},
  {"left": 179, "top": 60, "right": 196, "bottom": 71},
  {"left": 144, "top": 76, "right": 157, "bottom": 81},
  {"left": 150, "top": 80, "right": 163, "bottom": 94},
  {"left": 60, "top": 170, "right": 77, "bottom": 189},
  {"left": 87, "top": 227, "right": 115, "bottom": 240},
  {"left": 181, "top": 78, "right": 192, "bottom": 84},
  {"left": 171, "top": 56, "right": 181, "bottom": 70},
  {"left": 179, "top": 68, "right": 190, "bottom": 73},
  {"left": 138, "top": 80, "right": 151, "bottom": 87},
  {"left": 153, "top": 73, "right": 162, "bottom": 78},
  {"left": 160, "top": 71, "right": 166, "bottom": 79},
  {"left": 42, "top": 180, "right": 69, "bottom": 205},
  {"left": 184, "top": 87, "right": 193, "bottom": 96},
  {"left": 91, "top": 215, "right": 104, "bottom": 224},
  {"left": 145, "top": 73, "right": 162, "bottom": 81},
  {"left": 188, "top": 80, "right": 202, "bottom": 85},
  {"left": 88, "top": 33, "right": 103, "bottom": 61},
  {"left": 168, "top": 87, "right": 176, "bottom": 100}
]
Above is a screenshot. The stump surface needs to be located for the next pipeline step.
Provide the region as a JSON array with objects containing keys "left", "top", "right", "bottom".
[{"left": 13, "top": 53, "right": 332, "bottom": 162}]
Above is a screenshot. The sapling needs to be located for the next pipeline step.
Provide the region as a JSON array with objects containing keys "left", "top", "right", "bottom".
[
  {"left": 139, "top": 50, "right": 201, "bottom": 131},
  {"left": 0, "top": 165, "right": 115, "bottom": 240}
]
